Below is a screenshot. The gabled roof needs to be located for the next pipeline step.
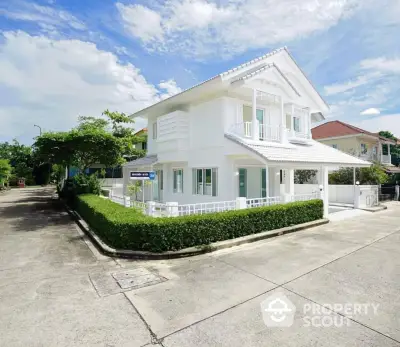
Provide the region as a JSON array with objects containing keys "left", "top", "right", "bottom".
[
  {"left": 225, "top": 134, "right": 371, "bottom": 167},
  {"left": 312, "top": 121, "right": 396, "bottom": 144},
  {"left": 134, "top": 128, "right": 148, "bottom": 136},
  {"left": 232, "top": 63, "right": 301, "bottom": 97},
  {"left": 124, "top": 155, "right": 157, "bottom": 167},
  {"left": 130, "top": 47, "right": 328, "bottom": 118}
]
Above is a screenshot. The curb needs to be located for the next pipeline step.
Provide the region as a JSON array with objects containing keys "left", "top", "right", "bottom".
[{"left": 65, "top": 204, "right": 329, "bottom": 260}]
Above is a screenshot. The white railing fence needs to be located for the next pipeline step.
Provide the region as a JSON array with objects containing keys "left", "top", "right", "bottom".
[
  {"left": 246, "top": 196, "right": 282, "bottom": 208},
  {"left": 178, "top": 200, "right": 236, "bottom": 216},
  {"left": 291, "top": 192, "right": 320, "bottom": 202},
  {"left": 108, "top": 194, "right": 321, "bottom": 217}
]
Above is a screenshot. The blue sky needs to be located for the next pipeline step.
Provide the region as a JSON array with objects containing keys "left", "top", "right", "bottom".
[{"left": 1, "top": 0, "right": 400, "bottom": 144}]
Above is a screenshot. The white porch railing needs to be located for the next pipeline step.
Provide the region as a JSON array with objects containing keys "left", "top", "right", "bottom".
[
  {"left": 381, "top": 154, "right": 391, "bottom": 164},
  {"left": 291, "top": 192, "right": 320, "bottom": 202},
  {"left": 108, "top": 193, "right": 320, "bottom": 217},
  {"left": 131, "top": 200, "right": 147, "bottom": 211},
  {"left": 178, "top": 200, "right": 236, "bottom": 216},
  {"left": 246, "top": 196, "right": 282, "bottom": 208}
]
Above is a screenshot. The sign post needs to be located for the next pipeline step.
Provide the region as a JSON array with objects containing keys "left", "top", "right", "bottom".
[{"left": 130, "top": 171, "right": 156, "bottom": 203}]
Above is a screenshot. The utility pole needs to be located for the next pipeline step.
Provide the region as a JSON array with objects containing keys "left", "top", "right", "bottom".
[{"left": 34, "top": 124, "right": 42, "bottom": 136}]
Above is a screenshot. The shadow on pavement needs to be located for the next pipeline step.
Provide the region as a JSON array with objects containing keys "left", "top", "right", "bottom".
[{"left": 0, "top": 189, "right": 71, "bottom": 233}]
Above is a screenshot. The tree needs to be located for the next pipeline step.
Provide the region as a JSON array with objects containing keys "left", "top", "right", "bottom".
[
  {"left": 379, "top": 131, "right": 400, "bottom": 158},
  {"left": 294, "top": 170, "right": 317, "bottom": 184},
  {"left": 0, "top": 159, "right": 12, "bottom": 187},
  {"left": 329, "top": 164, "right": 388, "bottom": 185}
]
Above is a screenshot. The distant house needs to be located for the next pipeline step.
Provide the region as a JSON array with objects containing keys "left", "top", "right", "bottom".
[
  {"left": 312, "top": 121, "right": 396, "bottom": 167},
  {"left": 134, "top": 128, "right": 147, "bottom": 152}
]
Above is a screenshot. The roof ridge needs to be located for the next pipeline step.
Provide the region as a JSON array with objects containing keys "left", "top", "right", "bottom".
[{"left": 220, "top": 47, "right": 287, "bottom": 77}]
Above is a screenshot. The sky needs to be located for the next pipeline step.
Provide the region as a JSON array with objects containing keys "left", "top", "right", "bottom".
[{"left": 0, "top": 0, "right": 400, "bottom": 144}]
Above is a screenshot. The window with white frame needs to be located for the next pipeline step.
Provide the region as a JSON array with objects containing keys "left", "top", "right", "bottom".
[
  {"left": 173, "top": 169, "right": 183, "bottom": 193},
  {"left": 293, "top": 117, "right": 300, "bottom": 132},
  {"left": 361, "top": 143, "right": 367, "bottom": 155},
  {"left": 331, "top": 144, "right": 338, "bottom": 149},
  {"left": 152, "top": 122, "right": 157, "bottom": 139},
  {"left": 192, "top": 168, "right": 218, "bottom": 196}
]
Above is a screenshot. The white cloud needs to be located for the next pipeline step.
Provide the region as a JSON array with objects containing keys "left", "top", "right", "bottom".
[
  {"left": 360, "top": 108, "right": 380, "bottom": 116},
  {"left": 116, "top": 3, "right": 163, "bottom": 42},
  {"left": 158, "top": 79, "right": 182, "bottom": 99},
  {"left": 354, "top": 114, "right": 400, "bottom": 138},
  {"left": 0, "top": 2, "right": 86, "bottom": 32},
  {"left": 0, "top": 31, "right": 179, "bottom": 143},
  {"left": 324, "top": 73, "right": 378, "bottom": 96},
  {"left": 361, "top": 57, "right": 400, "bottom": 74},
  {"left": 117, "top": 0, "right": 361, "bottom": 58}
]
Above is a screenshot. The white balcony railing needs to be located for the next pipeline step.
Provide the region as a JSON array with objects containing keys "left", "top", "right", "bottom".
[
  {"left": 381, "top": 154, "right": 391, "bottom": 164},
  {"left": 259, "top": 124, "right": 280, "bottom": 142}
]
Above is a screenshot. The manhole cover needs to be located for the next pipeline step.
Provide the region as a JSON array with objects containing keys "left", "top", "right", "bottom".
[{"left": 111, "top": 268, "right": 166, "bottom": 290}]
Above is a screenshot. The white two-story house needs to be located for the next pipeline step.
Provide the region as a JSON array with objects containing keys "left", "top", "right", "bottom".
[{"left": 123, "top": 47, "right": 370, "bottom": 216}]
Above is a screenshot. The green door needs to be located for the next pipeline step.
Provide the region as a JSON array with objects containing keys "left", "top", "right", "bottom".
[
  {"left": 239, "top": 168, "right": 247, "bottom": 197},
  {"left": 261, "top": 168, "right": 266, "bottom": 198}
]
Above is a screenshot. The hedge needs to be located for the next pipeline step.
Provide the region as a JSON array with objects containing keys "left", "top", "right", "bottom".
[{"left": 75, "top": 194, "right": 323, "bottom": 253}]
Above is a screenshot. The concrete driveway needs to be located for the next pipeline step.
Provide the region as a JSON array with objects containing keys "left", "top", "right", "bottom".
[{"left": 1, "top": 188, "right": 399, "bottom": 347}]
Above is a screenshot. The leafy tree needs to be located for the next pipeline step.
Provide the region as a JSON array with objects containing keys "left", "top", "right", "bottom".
[
  {"left": 0, "top": 159, "right": 12, "bottom": 187},
  {"left": 329, "top": 164, "right": 388, "bottom": 185},
  {"left": 294, "top": 170, "right": 317, "bottom": 184}
]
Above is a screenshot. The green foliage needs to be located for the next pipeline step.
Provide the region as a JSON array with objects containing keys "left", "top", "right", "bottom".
[
  {"left": 33, "top": 109, "right": 146, "bottom": 174},
  {"left": 0, "top": 159, "right": 12, "bottom": 186},
  {"left": 75, "top": 195, "right": 323, "bottom": 252},
  {"left": 329, "top": 165, "right": 388, "bottom": 185},
  {"left": 294, "top": 170, "right": 317, "bottom": 184},
  {"left": 72, "top": 174, "right": 103, "bottom": 195},
  {"left": 127, "top": 180, "right": 151, "bottom": 200}
]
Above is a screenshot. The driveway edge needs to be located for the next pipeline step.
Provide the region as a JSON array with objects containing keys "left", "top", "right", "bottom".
[{"left": 65, "top": 204, "right": 329, "bottom": 259}]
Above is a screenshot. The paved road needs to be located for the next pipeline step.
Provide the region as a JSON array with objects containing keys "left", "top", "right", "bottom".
[{"left": 1, "top": 188, "right": 400, "bottom": 347}]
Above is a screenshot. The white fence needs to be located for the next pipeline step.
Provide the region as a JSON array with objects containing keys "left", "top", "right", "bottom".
[
  {"left": 356, "top": 186, "right": 379, "bottom": 208},
  {"left": 108, "top": 193, "right": 320, "bottom": 218},
  {"left": 294, "top": 184, "right": 354, "bottom": 205}
]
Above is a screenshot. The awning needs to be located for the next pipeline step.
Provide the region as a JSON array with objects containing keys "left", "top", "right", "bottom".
[
  {"left": 123, "top": 155, "right": 158, "bottom": 168},
  {"left": 384, "top": 166, "right": 400, "bottom": 174},
  {"left": 225, "top": 134, "right": 371, "bottom": 167}
]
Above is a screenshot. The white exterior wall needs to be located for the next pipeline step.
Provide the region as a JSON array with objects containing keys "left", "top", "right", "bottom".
[{"left": 294, "top": 184, "right": 355, "bottom": 204}]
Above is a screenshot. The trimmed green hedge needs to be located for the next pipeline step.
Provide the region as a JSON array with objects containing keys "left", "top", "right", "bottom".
[{"left": 76, "top": 194, "right": 323, "bottom": 252}]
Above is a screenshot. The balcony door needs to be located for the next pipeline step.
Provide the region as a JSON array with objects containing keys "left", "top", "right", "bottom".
[{"left": 243, "top": 105, "right": 264, "bottom": 139}]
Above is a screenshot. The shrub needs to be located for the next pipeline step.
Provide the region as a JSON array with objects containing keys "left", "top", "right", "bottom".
[{"left": 76, "top": 195, "right": 324, "bottom": 253}]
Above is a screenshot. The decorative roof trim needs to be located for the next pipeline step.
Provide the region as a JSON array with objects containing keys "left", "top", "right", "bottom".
[
  {"left": 233, "top": 63, "right": 301, "bottom": 97},
  {"left": 220, "top": 47, "right": 287, "bottom": 77}
]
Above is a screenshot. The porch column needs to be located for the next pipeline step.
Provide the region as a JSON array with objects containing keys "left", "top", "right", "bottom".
[
  {"left": 280, "top": 97, "right": 286, "bottom": 144},
  {"left": 320, "top": 166, "right": 329, "bottom": 217},
  {"left": 265, "top": 165, "right": 269, "bottom": 197},
  {"left": 379, "top": 142, "right": 383, "bottom": 162},
  {"left": 284, "top": 169, "right": 294, "bottom": 201},
  {"left": 163, "top": 164, "right": 168, "bottom": 201},
  {"left": 252, "top": 88, "right": 258, "bottom": 141},
  {"left": 388, "top": 143, "right": 391, "bottom": 162},
  {"left": 308, "top": 109, "right": 312, "bottom": 139}
]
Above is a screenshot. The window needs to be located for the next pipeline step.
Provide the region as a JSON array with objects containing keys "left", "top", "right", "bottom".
[
  {"left": 152, "top": 122, "right": 157, "bottom": 139},
  {"left": 192, "top": 168, "right": 218, "bottom": 196},
  {"left": 361, "top": 143, "right": 367, "bottom": 155},
  {"left": 173, "top": 169, "right": 183, "bottom": 193},
  {"left": 293, "top": 117, "right": 300, "bottom": 132},
  {"left": 331, "top": 144, "right": 338, "bottom": 149},
  {"left": 142, "top": 142, "right": 147, "bottom": 151}
]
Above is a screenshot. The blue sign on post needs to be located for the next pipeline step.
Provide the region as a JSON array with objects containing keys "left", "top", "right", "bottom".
[{"left": 130, "top": 171, "right": 156, "bottom": 180}]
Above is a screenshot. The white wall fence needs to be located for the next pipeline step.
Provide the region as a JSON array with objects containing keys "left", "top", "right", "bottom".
[
  {"left": 109, "top": 192, "right": 321, "bottom": 217},
  {"left": 294, "top": 184, "right": 379, "bottom": 207}
]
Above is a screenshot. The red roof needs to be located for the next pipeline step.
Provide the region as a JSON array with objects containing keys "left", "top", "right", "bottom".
[
  {"left": 312, "top": 121, "right": 396, "bottom": 144},
  {"left": 134, "top": 128, "right": 148, "bottom": 136}
]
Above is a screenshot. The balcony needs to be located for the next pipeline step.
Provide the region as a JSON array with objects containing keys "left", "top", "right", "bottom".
[{"left": 229, "top": 122, "right": 311, "bottom": 143}]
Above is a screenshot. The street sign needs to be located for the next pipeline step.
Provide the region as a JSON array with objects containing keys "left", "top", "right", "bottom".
[{"left": 130, "top": 171, "right": 156, "bottom": 180}]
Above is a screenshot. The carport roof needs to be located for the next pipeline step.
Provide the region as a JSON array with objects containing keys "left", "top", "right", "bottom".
[
  {"left": 123, "top": 155, "right": 158, "bottom": 167},
  {"left": 225, "top": 134, "right": 371, "bottom": 167}
]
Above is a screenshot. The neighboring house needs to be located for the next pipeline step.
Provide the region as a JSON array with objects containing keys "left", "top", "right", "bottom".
[
  {"left": 123, "top": 47, "right": 370, "bottom": 216},
  {"left": 311, "top": 121, "right": 396, "bottom": 166},
  {"left": 134, "top": 128, "right": 148, "bottom": 152}
]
